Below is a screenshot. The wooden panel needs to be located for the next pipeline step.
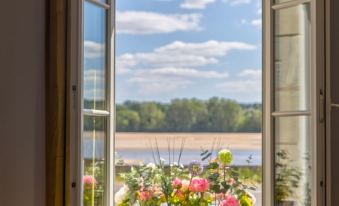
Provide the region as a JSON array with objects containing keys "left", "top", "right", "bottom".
[
  {"left": 330, "top": 1, "right": 339, "bottom": 104},
  {"left": 330, "top": 107, "right": 339, "bottom": 205}
]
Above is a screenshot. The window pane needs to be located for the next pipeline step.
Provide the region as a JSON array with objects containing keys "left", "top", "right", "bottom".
[
  {"left": 274, "top": 4, "right": 311, "bottom": 112},
  {"left": 274, "top": 116, "right": 312, "bottom": 206},
  {"left": 83, "top": 115, "right": 106, "bottom": 206},
  {"left": 84, "top": 2, "right": 107, "bottom": 110}
]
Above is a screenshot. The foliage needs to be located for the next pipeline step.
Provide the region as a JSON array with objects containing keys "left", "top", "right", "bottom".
[
  {"left": 275, "top": 150, "right": 302, "bottom": 204},
  {"left": 111, "top": 97, "right": 262, "bottom": 132},
  {"left": 115, "top": 149, "right": 257, "bottom": 206},
  {"left": 83, "top": 161, "right": 105, "bottom": 206}
]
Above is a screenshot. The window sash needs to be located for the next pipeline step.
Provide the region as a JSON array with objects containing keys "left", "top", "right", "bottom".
[
  {"left": 74, "top": 0, "right": 115, "bottom": 205},
  {"left": 263, "top": 0, "right": 326, "bottom": 205}
]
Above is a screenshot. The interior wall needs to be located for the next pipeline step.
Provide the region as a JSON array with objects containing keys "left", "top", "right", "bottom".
[{"left": 0, "top": 0, "right": 46, "bottom": 206}]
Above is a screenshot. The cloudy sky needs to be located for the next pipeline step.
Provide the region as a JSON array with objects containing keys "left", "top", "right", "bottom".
[{"left": 84, "top": 0, "right": 262, "bottom": 104}]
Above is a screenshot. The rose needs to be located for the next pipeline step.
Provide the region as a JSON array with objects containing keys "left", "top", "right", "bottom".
[
  {"left": 218, "top": 149, "right": 233, "bottom": 165},
  {"left": 219, "top": 195, "right": 240, "bottom": 206},
  {"left": 189, "top": 177, "right": 209, "bottom": 193},
  {"left": 172, "top": 178, "right": 182, "bottom": 189},
  {"left": 181, "top": 180, "right": 190, "bottom": 191},
  {"left": 83, "top": 175, "right": 97, "bottom": 189},
  {"left": 139, "top": 190, "right": 153, "bottom": 201}
]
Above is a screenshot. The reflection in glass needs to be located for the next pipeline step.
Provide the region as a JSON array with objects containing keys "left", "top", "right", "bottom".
[
  {"left": 274, "top": 4, "right": 311, "bottom": 112},
  {"left": 274, "top": 116, "right": 311, "bottom": 206},
  {"left": 83, "top": 115, "right": 106, "bottom": 206},
  {"left": 84, "top": 2, "right": 107, "bottom": 110}
]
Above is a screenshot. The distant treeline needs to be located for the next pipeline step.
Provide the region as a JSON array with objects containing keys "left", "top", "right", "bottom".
[{"left": 84, "top": 98, "right": 262, "bottom": 132}]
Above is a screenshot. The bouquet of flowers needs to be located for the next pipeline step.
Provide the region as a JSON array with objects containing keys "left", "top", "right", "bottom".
[{"left": 115, "top": 149, "right": 256, "bottom": 206}]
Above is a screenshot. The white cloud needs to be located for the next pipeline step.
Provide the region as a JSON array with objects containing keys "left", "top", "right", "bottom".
[
  {"left": 84, "top": 69, "right": 105, "bottom": 100},
  {"left": 84, "top": 41, "right": 104, "bottom": 59},
  {"left": 217, "top": 69, "right": 261, "bottom": 93},
  {"left": 180, "top": 0, "right": 216, "bottom": 9},
  {"left": 238, "top": 69, "right": 261, "bottom": 79},
  {"left": 251, "top": 18, "right": 262, "bottom": 27},
  {"left": 128, "top": 75, "right": 192, "bottom": 94},
  {"left": 116, "top": 11, "right": 202, "bottom": 34},
  {"left": 117, "top": 40, "right": 256, "bottom": 72},
  {"left": 223, "top": 0, "right": 251, "bottom": 6},
  {"left": 84, "top": 69, "right": 105, "bottom": 82},
  {"left": 135, "top": 67, "right": 229, "bottom": 79},
  {"left": 127, "top": 67, "right": 229, "bottom": 94},
  {"left": 117, "top": 41, "right": 256, "bottom": 95}
]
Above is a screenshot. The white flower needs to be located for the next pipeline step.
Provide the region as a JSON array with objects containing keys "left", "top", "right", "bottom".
[
  {"left": 160, "top": 158, "right": 166, "bottom": 163},
  {"left": 115, "top": 185, "right": 129, "bottom": 204},
  {"left": 147, "top": 163, "right": 156, "bottom": 169}
]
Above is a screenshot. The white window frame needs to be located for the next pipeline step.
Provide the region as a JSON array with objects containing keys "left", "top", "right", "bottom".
[
  {"left": 263, "top": 0, "right": 326, "bottom": 205},
  {"left": 68, "top": 0, "right": 115, "bottom": 205}
]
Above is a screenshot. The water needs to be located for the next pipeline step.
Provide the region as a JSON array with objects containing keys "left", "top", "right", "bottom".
[{"left": 116, "top": 149, "right": 261, "bottom": 166}]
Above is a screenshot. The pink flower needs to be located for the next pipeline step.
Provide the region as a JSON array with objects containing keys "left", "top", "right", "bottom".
[
  {"left": 139, "top": 190, "right": 152, "bottom": 201},
  {"left": 172, "top": 178, "right": 182, "bottom": 189},
  {"left": 83, "top": 175, "right": 97, "bottom": 189},
  {"left": 219, "top": 195, "right": 240, "bottom": 206},
  {"left": 189, "top": 177, "right": 209, "bottom": 193},
  {"left": 181, "top": 180, "right": 190, "bottom": 191}
]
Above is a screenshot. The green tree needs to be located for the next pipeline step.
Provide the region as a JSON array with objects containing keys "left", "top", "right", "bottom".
[
  {"left": 239, "top": 109, "right": 262, "bottom": 132},
  {"left": 138, "top": 102, "right": 165, "bottom": 131},
  {"left": 206, "top": 97, "right": 242, "bottom": 132},
  {"left": 116, "top": 109, "right": 141, "bottom": 131},
  {"left": 166, "top": 99, "right": 208, "bottom": 132}
]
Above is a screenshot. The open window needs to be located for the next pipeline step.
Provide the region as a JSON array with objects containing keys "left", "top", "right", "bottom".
[
  {"left": 263, "top": 0, "right": 325, "bottom": 205},
  {"left": 69, "top": 0, "right": 327, "bottom": 205},
  {"left": 76, "top": 0, "right": 115, "bottom": 205}
]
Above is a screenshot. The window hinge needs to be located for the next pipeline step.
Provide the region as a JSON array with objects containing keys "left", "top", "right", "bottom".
[{"left": 71, "top": 181, "right": 76, "bottom": 188}]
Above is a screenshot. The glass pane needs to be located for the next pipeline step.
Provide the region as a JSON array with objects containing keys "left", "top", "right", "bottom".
[
  {"left": 274, "top": 4, "right": 311, "bottom": 112},
  {"left": 83, "top": 115, "right": 106, "bottom": 206},
  {"left": 274, "top": 116, "right": 311, "bottom": 206},
  {"left": 84, "top": 2, "right": 107, "bottom": 110}
]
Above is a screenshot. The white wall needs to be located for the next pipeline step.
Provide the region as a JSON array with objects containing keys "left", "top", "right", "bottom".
[{"left": 0, "top": 1, "right": 46, "bottom": 206}]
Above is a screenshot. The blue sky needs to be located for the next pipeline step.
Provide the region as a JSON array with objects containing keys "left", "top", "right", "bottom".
[{"left": 84, "top": 0, "right": 262, "bottom": 104}]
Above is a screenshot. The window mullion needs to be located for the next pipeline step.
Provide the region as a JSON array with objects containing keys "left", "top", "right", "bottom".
[
  {"left": 83, "top": 109, "right": 110, "bottom": 116},
  {"left": 272, "top": 0, "right": 311, "bottom": 10},
  {"left": 85, "top": 0, "right": 111, "bottom": 9},
  {"left": 272, "top": 111, "right": 311, "bottom": 117}
]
